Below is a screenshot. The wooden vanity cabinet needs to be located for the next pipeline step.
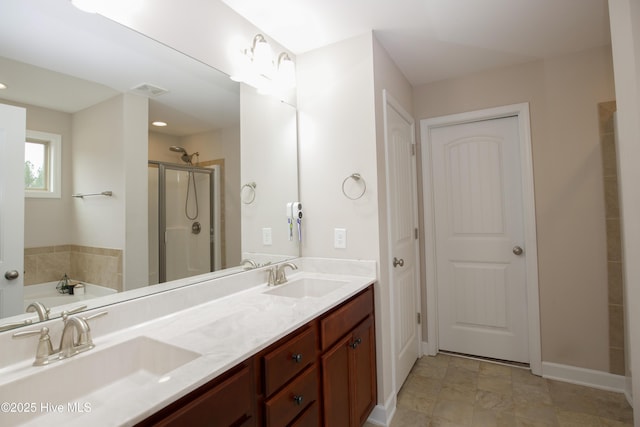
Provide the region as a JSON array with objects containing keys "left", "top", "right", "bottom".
[
  {"left": 320, "top": 287, "right": 376, "bottom": 426},
  {"left": 135, "top": 361, "right": 256, "bottom": 427},
  {"left": 137, "top": 284, "right": 375, "bottom": 427}
]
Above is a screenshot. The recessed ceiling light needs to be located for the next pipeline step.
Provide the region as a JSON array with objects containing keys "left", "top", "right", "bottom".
[
  {"left": 152, "top": 121, "right": 168, "bottom": 127},
  {"left": 0, "top": 83, "right": 7, "bottom": 90}
]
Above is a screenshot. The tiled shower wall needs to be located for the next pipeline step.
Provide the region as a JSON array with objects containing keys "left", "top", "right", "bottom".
[
  {"left": 598, "top": 101, "right": 625, "bottom": 375},
  {"left": 24, "top": 245, "right": 123, "bottom": 292}
]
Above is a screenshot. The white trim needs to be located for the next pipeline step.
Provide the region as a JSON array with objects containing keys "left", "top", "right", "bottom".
[
  {"left": 367, "top": 392, "right": 397, "bottom": 426},
  {"left": 542, "top": 362, "right": 627, "bottom": 393},
  {"left": 382, "top": 89, "right": 422, "bottom": 397},
  {"left": 420, "top": 103, "right": 542, "bottom": 375}
]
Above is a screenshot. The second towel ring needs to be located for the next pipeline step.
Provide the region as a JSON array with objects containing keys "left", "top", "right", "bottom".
[
  {"left": 241, "top": 182, "right": 257, "bottom": 204},
  {"left": 342, "top": 173, "right": 366, "bottom": 200}
]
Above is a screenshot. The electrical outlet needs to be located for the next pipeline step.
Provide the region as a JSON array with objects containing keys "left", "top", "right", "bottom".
[
  {"left": 334, "top": 228, "right": 347, "bottom": 249},
  {"left": 262, "top": 227, "right": 272, "bottom": 245}
]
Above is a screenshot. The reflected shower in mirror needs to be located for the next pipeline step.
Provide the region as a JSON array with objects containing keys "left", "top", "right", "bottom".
[{"left": 0, "top": 0, "right": 299, "bottom": 329}]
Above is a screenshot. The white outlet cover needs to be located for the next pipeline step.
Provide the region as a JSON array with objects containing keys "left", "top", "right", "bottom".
[
  {"left": 334, "top": 228, "right": 347, "bottom": 249},
  {"left": 262, "top": 227, "right": 273, "bottom": 245}
]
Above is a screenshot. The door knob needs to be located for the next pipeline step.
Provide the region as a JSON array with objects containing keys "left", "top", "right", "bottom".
[
  {"left": 4, "top": 270, "right": 19, "bottom": 280},
  {"left": 393, "top": 257, "right": 404, "bottom": 268},
  {"left": 513, "top": 246, "right": 524, "bottom": 256}
]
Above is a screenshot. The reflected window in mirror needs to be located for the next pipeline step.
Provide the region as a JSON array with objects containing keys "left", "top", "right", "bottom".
[{"left": 24, "top": 130, "right": 61, "bottom": 199}]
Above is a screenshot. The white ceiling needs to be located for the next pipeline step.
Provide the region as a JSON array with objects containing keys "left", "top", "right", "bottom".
[
  {"left": 221, "top": 0, "right": 612, "bottom": 86},
  {"left": 0, "top": 0, "right": 239, "bottom": 136}
]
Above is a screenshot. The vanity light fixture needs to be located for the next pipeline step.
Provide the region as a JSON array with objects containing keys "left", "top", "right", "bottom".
[{"left": 231, "top": 34, "right": 296, "bottom": 95}]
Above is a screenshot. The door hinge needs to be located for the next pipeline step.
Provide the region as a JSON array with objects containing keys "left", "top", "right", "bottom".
[
  {"left": 411, "top": 143, "right": 416, "bottom": 156},
  {"left": 417, "top": 313, "right": 421, "bottom": 324},
  {"left": 414, "top": 228, "right": 419, "bottom": 240}
]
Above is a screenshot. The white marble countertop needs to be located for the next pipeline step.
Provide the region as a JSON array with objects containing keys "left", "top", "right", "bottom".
[{"left": 0, "top": 258, "right": 376, "bottom": 427}]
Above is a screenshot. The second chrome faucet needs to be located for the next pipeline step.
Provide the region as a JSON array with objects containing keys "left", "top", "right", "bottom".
[{"left": 267, "top": 262, "right": 298, "bottom": 286}]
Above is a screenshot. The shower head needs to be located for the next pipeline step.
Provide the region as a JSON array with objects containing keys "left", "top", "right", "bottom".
[
  {"left": 168, "top": 146, "right": 198, "bottom": 164},
  {"left": 169, "top": 146, "right": 186, "bottom": 154}
]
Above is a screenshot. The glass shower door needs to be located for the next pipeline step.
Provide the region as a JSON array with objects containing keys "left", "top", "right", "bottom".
[
  {"left": 163, "top": 166, "right": 212, "bottom": 282},
  {"left": 148, "top": 162, "right": 215, "bottom": 284}
]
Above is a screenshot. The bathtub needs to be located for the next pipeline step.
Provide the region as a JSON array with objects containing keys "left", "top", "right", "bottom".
[{"left": 23, "top": 281, "right": 117, "bottom": 311}]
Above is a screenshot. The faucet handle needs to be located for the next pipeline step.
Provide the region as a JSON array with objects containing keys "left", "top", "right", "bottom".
[
  {"left": 267, "top": 267, "right": 277, "bottom": 286},
  {"left": 83, "top": 311, "right": 108, "bottom": 322},
  {"left": 13, "top": 327, "right": 55, "bottom": 366},
  {"left": 60, "top": 304, "right": 88, "bottom": 320},
  {"left": 78, "top": 311, "right": 108, "bottom": 346}
]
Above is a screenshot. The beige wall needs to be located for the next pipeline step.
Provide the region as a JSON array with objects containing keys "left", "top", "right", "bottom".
[{"left": 413, "top": 45, "right": 616, "bottom": 372}]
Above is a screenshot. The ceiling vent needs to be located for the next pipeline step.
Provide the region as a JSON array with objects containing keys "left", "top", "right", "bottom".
[{"left": 131, "top": 83, "right": 169, "bottom": 97}]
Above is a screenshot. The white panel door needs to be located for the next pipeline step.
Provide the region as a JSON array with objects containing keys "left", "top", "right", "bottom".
[
  {"left": 384, "top": 93, "right": 421, "bottom": 392},
  {"left": 430, "top": 116, "right": 529, "bottom": 363},
  {"left": 0, "top": 103, "right": 26, "bottom": 318}
]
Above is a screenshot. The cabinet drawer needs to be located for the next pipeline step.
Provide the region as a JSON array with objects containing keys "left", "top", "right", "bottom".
[
  {"left": 263, "top": 325, "right": 317, "bottom": 396},
  {"left": 143, "top": 364, "right": 254, "bottom": 427},
  {"left": 265, "top": 365, "right": 318, "bottom": 427},
  {"left": 320, "top": 286, "right": 373, "bottom": 351},
  {"left": 290, "top": 400, "right": 319, "bottom": 427}
]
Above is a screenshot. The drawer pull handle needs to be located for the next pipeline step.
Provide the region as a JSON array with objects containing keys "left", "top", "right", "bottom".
[
  {"left": 350, "top": 337, "right": 362, "bottom": 349},
  {"left": 292, "top": 353, "right": 303, "bottom": 363},
  {"left": 293, "top": 395, "right": 304, "bottom": 405}
]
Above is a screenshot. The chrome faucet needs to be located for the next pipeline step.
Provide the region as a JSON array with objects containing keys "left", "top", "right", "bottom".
[
  {"left": 12, "top": 311, "right": 108, "bottom": 366},
  {"left": 241, "top": 258, "right": 258, "bottom": 270},
  {"left": 275, "top": 262, "right": 298, "bottom": 285},
  {"left": 58, "top": 311, "right": 108, "bottom": 359},
  {"left": 59, "top": 316, "right": 93, "bottom": 358},
  {"left": 26, "top": 301, "right": 50, "bottom": 321}
]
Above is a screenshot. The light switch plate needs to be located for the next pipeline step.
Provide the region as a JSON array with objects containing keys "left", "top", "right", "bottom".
[
  {"left": 334, "top": 228, "right": 347, "bottom": 249},
  {"left": 262, "top": 227, "right": 272, "bottom": 245}
]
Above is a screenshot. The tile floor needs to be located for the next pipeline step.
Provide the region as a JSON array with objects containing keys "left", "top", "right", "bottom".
[{"left": 365, "top": 353, "right": 634, "bottom": 427}]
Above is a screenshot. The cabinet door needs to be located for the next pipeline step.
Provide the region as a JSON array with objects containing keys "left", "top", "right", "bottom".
[
  {"left": 321, "top": 333, "right": 352, "bottom": 426},
  {"left": 351, "top": 315, "right": 376, "bottom": 426}
]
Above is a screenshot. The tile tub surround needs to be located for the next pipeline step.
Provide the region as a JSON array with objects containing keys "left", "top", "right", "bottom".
[
  {"left": 24, "top": 245, "right": 123, "bottom": 292},
  {"left": 0, "top": 258, "right": 376, "bottom": 426},
  {"left": 365, "top": 353, "right": 633, "bottom": 427},
  {"left": 598, "top": 100, "right": 626, "bottom": 375}
]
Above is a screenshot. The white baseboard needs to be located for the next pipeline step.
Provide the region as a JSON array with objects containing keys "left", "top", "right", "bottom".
[
  {"left": 542, "top": 362, "right": 626, "bottom": 393},
  {"left": 422, "top": 341, "right": 436, "bottom": 356},
  {"left": 366, "top": 392, "right": 396, "bottom": 426}
]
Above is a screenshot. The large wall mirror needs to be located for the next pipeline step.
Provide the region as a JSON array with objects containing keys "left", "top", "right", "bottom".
[{"left": 0, "top": 0, "right": 299, "bottom": 330}]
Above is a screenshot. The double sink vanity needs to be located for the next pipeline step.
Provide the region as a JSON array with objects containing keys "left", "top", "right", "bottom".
[{"left": 0, "top": 258, "right": 377, "bottom": 426}]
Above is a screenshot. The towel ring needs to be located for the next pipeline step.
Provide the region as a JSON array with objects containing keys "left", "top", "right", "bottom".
[
  {"left": 241, "top": 182, "right": 257, "bottom": 204},
  {"left": 342, "top": 173, "right": 366, "bottom": 200}
]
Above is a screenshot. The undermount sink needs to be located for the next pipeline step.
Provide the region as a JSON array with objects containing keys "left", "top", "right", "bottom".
[
  {"left": 264, "top": 277, "right": 348, "bottom": 299},
  {"left": 0, "top": 336, "right": 200, "bottom": 426}
]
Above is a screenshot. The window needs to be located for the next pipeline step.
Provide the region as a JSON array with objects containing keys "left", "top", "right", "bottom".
[{"left": 24, "top": 130, "right": 61, "bottom": 198}]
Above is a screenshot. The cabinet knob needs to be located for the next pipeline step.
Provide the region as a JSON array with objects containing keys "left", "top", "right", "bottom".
[
  {"left": 291, "top": 353, "right": 303, "bottom": 363},
  {"left": 350, "top": 337, "right": 362, "bottom": 349},
  {"left": 293, "top": 395, "right": 304, "bottom": 405}
]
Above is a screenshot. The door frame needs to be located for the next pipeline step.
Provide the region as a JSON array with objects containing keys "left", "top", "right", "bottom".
[
  {"left": 420, "top": 103, "right": 542, "bottom": 375},
  {"left": 382, "top": 90, "right": 422, "bottom": 393}
]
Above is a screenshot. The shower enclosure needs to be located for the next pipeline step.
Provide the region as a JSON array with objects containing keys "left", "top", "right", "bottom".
[{"left": 148, "top": 161, "right": 221, "bottom": 284}]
